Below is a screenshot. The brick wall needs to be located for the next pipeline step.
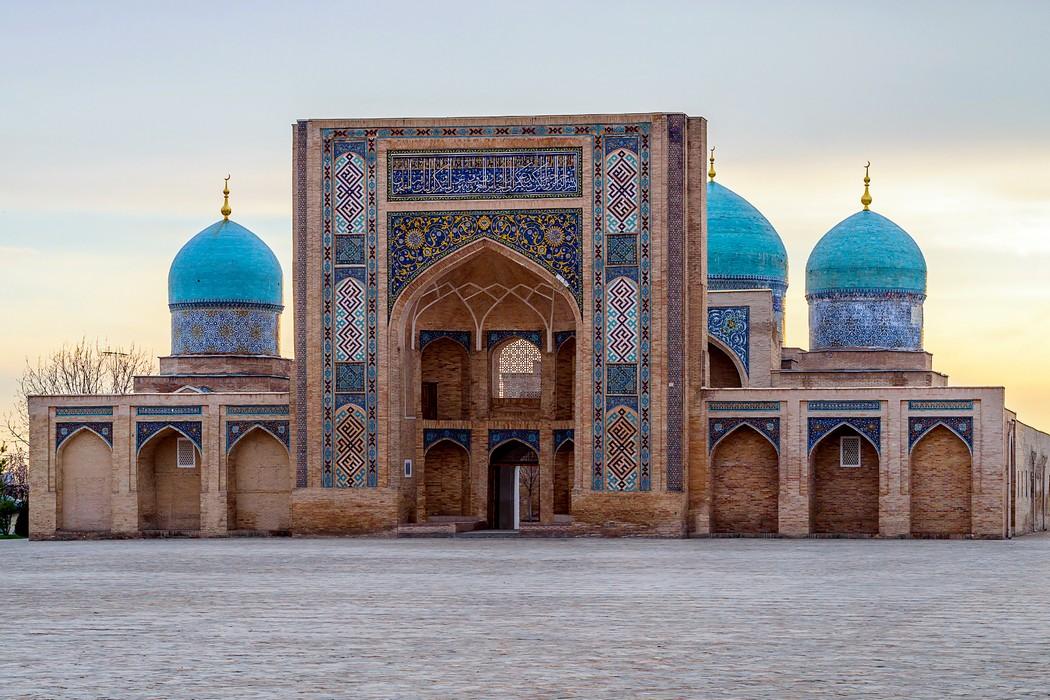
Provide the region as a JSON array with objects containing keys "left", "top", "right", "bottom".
[
  {"left": 58, "top": 430, "right": 112, "bottom": 531},
  {"left": 709, "top": 343, "right": 742, "bottom": 388},
  {"left": 555, "top": 339, "right": 575, "bottom": 420},
  {"left": 228, "top": 430, "right": 291, "bottom": 532},
  {"left": 420, "top": 339, "right": 469, "bottom": 420},
  {"left": 811, "top": 427, "right": 879, "bottom": 535},
  {"left": 711, "top": 427, "right": 778, "bottom": 533},
  {"left": 910, "top": 425, "right": 971, "bottom": 535},
  {"left": 424, "top": 441, "right": 470, "bottom": 517},
  {"left": 554, "top": 445, "right": 574, "bottom": 515}
]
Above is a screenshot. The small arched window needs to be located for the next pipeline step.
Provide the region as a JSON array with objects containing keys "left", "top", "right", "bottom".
[{"left": 495, "top": 338, "right": 542, "bottom": 399}]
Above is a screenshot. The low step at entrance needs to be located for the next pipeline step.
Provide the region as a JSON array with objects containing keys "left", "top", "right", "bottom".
[{"left": 397, "top": 517, "right": 485, "bottom": 538}]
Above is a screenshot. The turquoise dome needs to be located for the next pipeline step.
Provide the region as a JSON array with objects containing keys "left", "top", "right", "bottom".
[
  {"left": 168, "top": 219, "right": 283, "bottom": 307},
  {"left": 806, "top": 210, "right": 926, "bottom": 295},
  {"left": 707, "top": 181, "right": 788, "bottom": 283}
]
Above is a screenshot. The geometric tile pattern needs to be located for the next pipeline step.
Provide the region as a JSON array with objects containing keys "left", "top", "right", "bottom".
[
  {"left": 388, "top": 209, "right": 583, "bottom": 311},
  {"left": 137, "top": 406, "right": 203, "bottom": 416},
  {"left": 708, "top": 401, "right": 780, "bottom": 412},
  {"left": 595, "top": 131, "right": 651, "bottom": 492},
  {"left": 171, "top": 305, "right": 280, "bottom": 356},
  {"left": 423, "top": 428, "right": 471, "bottom": 453},
  {"left": 336, "top": 363, "right": 365, "bottom": 393},
  {"left": 336, "top": 277, "right": 366, "bottom": 363},
  {"left": 486, "top": 330, "right": 543, "bottom": 350},
  {"left": 807, "top": 401, "right": 881, "bottom": 412},
  {"left": 55, "top": 406, "right": 113, "bottom": 417},
  {"left": 334, "top": 150, "right": 366, "bottom": 235},
  {"left": 335, "top": 235, "right": 366, "bottom": 265},
  {"left": 387, "top": 149, "right": 582, "bottom": 200},
  {"left": 908, "top": 416, "right": 974, "bottom": 453},
  {"left": 294, "top": 119, "right": 308, "bottom": 488},
  {"left": 226, "top": 405, "right": 290, "bottom": 416},
  {"left": 55, "top": 422, "right": 112, "bottom": 450},
  {"left": 226, "top": 420, "right": 290, "bottom": 453},
  {"left": 333, "top": 403, "right": 368, "bottom": 488},
  {"left": 708, "top": 306, "right": 750, "bottom": 377},
  {"left": 488, "top": 429, "right": 540, "bottom": 456},
  {"left": 908, "top": 400, "right": 974, "bottom": 411},
  {"left": 807, "top": 417, "right": 881, "bottom": 455},
  {"left": 419, "top": 330, "right": 472, "bottom": 352},
  {"left": 135, "top": 421, "right": 202, "bottom": 454},
  {"left": 809, "top": 291, "right": 924, "bottom": 351},
  {"left": 319, "top": 120, "right": 652, "bottom": 494},
  {"left": 606, "top": 275, "right": 639, "bottom": 364},
  {"left": 664, "top": 114, "right": 686, "bottom": 493},
  {"left": 709, "top": 417, "right": 780, "bottom": 454}
]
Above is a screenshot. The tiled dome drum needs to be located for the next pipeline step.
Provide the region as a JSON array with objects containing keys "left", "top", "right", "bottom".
[
  {"left": 168, "top": 218, "right": 283, "bottom": 356},
  {"left": 707, "top": 180, "right": 789, "bottom": 332},
  {"left": 806, "top": 209, "right": 926, "bottom": 350}
]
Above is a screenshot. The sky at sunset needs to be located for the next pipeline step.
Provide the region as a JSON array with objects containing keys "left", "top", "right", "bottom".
[{"left": 1, "top": 1, "right": 1048, "bottom": 431}]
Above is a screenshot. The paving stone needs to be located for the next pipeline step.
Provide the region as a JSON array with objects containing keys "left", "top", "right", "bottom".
[{"left": 2, "top": 537, "right": 1049, "bottom": 699}]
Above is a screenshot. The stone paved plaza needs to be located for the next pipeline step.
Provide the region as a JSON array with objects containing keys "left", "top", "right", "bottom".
[{"left": 4, "top": 537, "right": 1050, "bottom": 699}]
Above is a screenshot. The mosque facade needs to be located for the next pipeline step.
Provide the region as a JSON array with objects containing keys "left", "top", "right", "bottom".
[{"left": 27, "top": 113, "right": 1050, "bottom": 539}]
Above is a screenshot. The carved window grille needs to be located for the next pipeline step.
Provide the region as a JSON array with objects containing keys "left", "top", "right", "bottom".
[
  {"left": 176, "top": 437, "right": 196, "bottom": 469},
  {"left": 496, "top": 339, "right": 542, "bottom": 399},
  {"left": 840, "top": 436, "right": 861, "bottom": 468}
]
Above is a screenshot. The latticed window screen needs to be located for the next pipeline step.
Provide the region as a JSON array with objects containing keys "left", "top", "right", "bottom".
[
  {"left": 176, "top": 437, "right": 196, "bottom": 468},
  {"left": 497, "top": 338, "right": 542, "bottom": 398},
  {"left": 840, "top": 436, "right": 861, "bottom": 468}
]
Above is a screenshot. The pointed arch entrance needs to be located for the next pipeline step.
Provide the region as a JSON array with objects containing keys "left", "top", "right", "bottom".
[
  {"left": 910, "top": 425, "right": 972, "bottom": 536},
  {"left": 488, "top": 440, "right": 539, "bottom": 530},
  {"left": 388, "top": 239, "right": 584, "bottom": 527},
  {"left": 710, "top": 425, "right": 779, "bottom": 534},
  {"left": 809, "top": 425, "right": 880, "bottom": 535}
]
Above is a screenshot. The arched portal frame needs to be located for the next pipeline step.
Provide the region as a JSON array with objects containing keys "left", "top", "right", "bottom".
[
  {"left": 386, "top": 238, "right": 586, "bottom": 492},
  {"left": 707, "top": 337, "right": 747, "bottom": 388},
  {"left": 709, "top": 424, "right": 780, "bottom": 535},
  {"left": 55, "top": 427, "right": 114, "bottom": 532},
  {"left": 808, "top": 425, "right": 881, "bottom": 536},
  {"left": 709, "top": 419, "right": 780, "bottom": 455},
  {"left": 226, "top": 423, "right": 292, "bottom": 456},
  {"left": 135, "top": 426, "right": 204, "bottom": 532}
]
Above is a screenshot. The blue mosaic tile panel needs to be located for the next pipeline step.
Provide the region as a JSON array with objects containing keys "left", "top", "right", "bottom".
[
  {"left": 488, "top": 429, "right": 540, "bottom": 455},
  {"left": 807, "top": 401, "right": 881, "bottom": 412},
  {"left": 486, "top": 329, "right": 542, "bottom": 349},
  {"left": 226, "top": 404, "right": 290, "bottom": 416},
  {"left": 554, "top": 429, "right": 574, "bottom": 451},
  {"left": 606, "top": 234, "right": 638, "bottom": 265},
  {"left": 554, "top": 330, "right": 576, "bottom": 349},
  {"left": 708, "top": 401, "right": 780, "bottom": 412},
  {"left": 55, "top": 406, "right": 113, "bottom": 417},
  {"left": 335, "top": 235, "right": 366, "bottom": 264},
  {"left": 336, "top": 363, "right": 365, "bottom": 393},
  {"left": 424, "top": 428, "right": 471, "bottom": 453},
  {"left": 808, "top": 292, "right": 924, "bottom": 350},
  {"left": 135, "top": 421, "right": 202, "bottom": 453},
  {"left": 908, "top": 400, "right": 974, "bottom": 411},
  {"left": 606, "top": 363, "right": 638, "bottom": 395},
  {"left": 419, "top": 330, "right": 471, "bottom": 351},
  {"left": 56, "top": 422, "right": 112, "bottom": 449},
  {"left": 171, "top": 305, "right": 280, "bottom": 356},
  {"left": 807, "top": 417, "right": 881, "bottom": 454},
  {"left": 226, "top": 420, "right": 290, "bottom": 453},
  {"left": 909, "top": 416, "right": 974, "bottom": 452},
  {"left": 295, "top": 120, "right": 308, "bottom": 488},
  {"left": 387, "top": 148, "right": 583, "bottom": 200},
  {"left": 137, "top": 406, "right": 203, "bottom": 416},
  {"left": 709, "top": 417, "right": 780, "bottom": 453},
  {"left": 336, "top": 393, "right": 366, "bottom": 410},
  {"left": 708, "top": 306, "right": 750, "bottom": 376},
  {"left": 388, "top": 209, "right": 583, "bottom": 311}
]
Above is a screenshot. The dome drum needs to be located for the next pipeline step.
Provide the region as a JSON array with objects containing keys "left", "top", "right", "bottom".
[
  {"left": 170, "top": 303, "right": 281, "bottom": 356},
  {"left": 808, "top": 290, "right": 924, "bottom": 351}
]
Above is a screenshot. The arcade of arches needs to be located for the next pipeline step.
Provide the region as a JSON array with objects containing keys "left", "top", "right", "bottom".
[{"left": 26, "top": 113, "right": 1050, "bottom": 541}]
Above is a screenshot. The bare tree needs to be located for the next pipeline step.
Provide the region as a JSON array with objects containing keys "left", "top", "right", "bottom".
[
  {"left": 519, "top": 464, "right": 541, "bottom": 522},
  {"left": 4, "top": 338, "right": 154, "bottom": 449}
]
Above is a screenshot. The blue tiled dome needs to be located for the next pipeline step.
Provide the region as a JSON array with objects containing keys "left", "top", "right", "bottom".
[
  {"left": 168, "top": 219, "right": 283, "bottom": 307},
  {"left": 707, "top": 181, "right": 788, "bottom": 284},
  {"left": 806, "top": 210, "right": 926, "bottom": 295}
]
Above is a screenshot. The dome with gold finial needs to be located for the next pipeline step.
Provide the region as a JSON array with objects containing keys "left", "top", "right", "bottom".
[
  {"left": 806, "top": 164, "right": 927, "bottom": 350},
  {"left": 705, "top": 148, "right": 789, "bottom": 331},
  {"left": 167, "top": 177, "right": 284, "bottom": 356}
]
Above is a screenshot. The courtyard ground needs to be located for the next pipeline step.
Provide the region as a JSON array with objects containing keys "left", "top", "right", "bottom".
[{"left": 2, "top": 536, "right": 1049, "bottom": 699}]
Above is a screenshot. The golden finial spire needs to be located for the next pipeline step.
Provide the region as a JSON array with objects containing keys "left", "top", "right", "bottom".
[
  {"left": 221, "top": 174, "right": 232, "bottom": 220},
  {"left": 861, "top": 161, "right": 872, "bottom": 211},
  {"left": 708, "top": 147, "right": 716, "bottom": 181}
]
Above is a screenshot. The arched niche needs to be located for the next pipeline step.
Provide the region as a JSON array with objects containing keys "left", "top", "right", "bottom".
[
  {"left": 423, "top": 440, "right": 471, "bottom": 518},
  {"left": 227, "top": 427, "right": 291, "bottom": 533},
  {"left": 910, "top": 425, "right": 972, "bottom": 536},
  {"left": 809, "top": 425, "right": 879, "bottom": 535},
  {"left": 708, "top": 340, "right": 744, "bottom": 388},
  {"left": 137, "top": 428, "right": 201, "bottom": 531},
  {"left": 419, "top": 337, "right": 470, "bottom": 420},
  {"left": 57, "top": 428, "right": 112, "bottom": 532},
  {"left": 710, "top": 425, "right": 779, "bottom": 534}
]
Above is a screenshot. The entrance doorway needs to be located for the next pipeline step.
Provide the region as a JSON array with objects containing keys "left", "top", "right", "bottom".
[{"left": 488, "top": 441, "right": 539, "bottom": 530}]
